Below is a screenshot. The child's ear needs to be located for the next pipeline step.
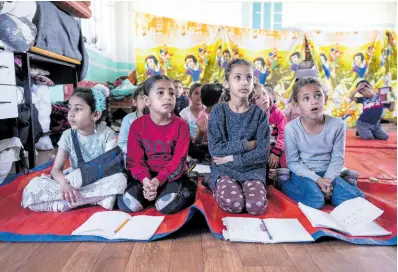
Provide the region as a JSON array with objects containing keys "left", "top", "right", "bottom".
[
  {"left": 132, "top": 99, "right": 138, "bottom": 107},
  {"left": 92, "top": 111, "right": 102, "bottom": 122},
  {"left": 144, "top": 95, "right": 151, "bottom": 107}
]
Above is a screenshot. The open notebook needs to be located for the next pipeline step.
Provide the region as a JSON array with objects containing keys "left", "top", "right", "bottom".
[
  {"left": 192, "top": 164, "right": 211, "bottom": 174},
  {"left": 299, "top": 197, "right": 391, "bottom": 237},
  {"left": 222, "top": 217, "right": 314, "bottom": 244},
  {"left": 72, "top": 211, "right": 164, "bottom": 240}
]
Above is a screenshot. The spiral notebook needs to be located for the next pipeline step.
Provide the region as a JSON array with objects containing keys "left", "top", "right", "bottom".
[
  {"left": 222, "top": 217, "right": 314, "bottom": 244},
  {"left": 72, "top": 211, "right": 164, "bottom": 240}
]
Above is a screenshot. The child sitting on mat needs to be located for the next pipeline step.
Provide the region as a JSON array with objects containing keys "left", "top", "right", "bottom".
[
  {"left": 22, "top": 86, "right": 127, "bottom": 212},
  {"left": 174, "top": 80, "right": 189, "bottom": 114},
  {"left": 118, "top": 75, "right": 197, "bottom": 214},
  {"left": 252, "top": 83, "right": 287, "bottom": 181},
  {"left": 194, "top": 83, "right": 223, "bottom": 145},
  {"left": 118, "top": 85, "right": 147, "bottom": 159},
  {"left": 276, "top": 77, "right": 364, "bottom": 209},
  {"left": 179, "top": 83, "right": 210, "bottom": 162},
  {"left": 179, "top": 83, "right": 204, "bottom": 139},
  {"left": 349, "top": 80, "right": 395, "bottom": 140},
  {"left": 208, "top": 59, "right": 270, "bottom": 215}
]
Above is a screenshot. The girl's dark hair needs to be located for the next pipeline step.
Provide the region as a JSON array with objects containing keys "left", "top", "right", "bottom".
[
  {"left": 71, "top": 88, "right": 110, "bottom": 125},
  {"left": 133, "top": 84, "right": 145, "bottom": 100},
  {"left": 320, "top": 53, "right": 328, "bottom": 62},
  {"left": 253, "top": 57, "right": 265, "bottom": 67},
  {"left": 223, "top": 58, "right": 254, "bottom": 102},
  {"left": 142, "top": 75, "right": 172, "bottom": 96},
  {"left": 291, "top": 77, "right": 326, "bottom": 103},
  {"left": 189, "top": 83, "right": 202, "bottom": 96},
  {"left": 185, "top": 55, "right": 198, "bottom": 64},
  {"left": 145, "top": 55, "right": 158, "bottom": 65},
  {"left": 201, "top": 83, "right": 223, "bottom": 107},
  {"left": 353, "top": 52, "right": 365, "bottom": 62},
  {"left": 290, "top": 52, "right": 301, "bottom": 59}
]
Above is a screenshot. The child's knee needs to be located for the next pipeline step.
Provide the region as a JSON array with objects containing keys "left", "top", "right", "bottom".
[
  {"left": 375, "top": 133, "right": 389, "bottom": 140},
  {"left": 155, "top": 192, "right": 179, "bottom": 214},
  {"left": 216, "top": 194, "right": 244, "bottom": 213},
  {"left": 245, "top": 197, "right": 267, "bottom": 215},
  {"left": 304, "top": 192, "right": 325, "bottom": 209},
  {"left": 117, "top": 193, "right": 143, "bottom": 213}
]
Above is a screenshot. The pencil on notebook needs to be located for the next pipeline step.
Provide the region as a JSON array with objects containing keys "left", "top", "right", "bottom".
[
  {"left": 187, "top": 163, "right": 197, "bottom": 173},
  {"left": 114, "top": 219, "right": 129, "bottom": 233}
]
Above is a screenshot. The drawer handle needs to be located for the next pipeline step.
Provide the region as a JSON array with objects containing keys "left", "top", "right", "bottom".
[
  {"left": 0, "top": 101, "right": 11, "bottom": 104},
  {"left": 0, "top": 65, "right": 9, "bottom": 69}
]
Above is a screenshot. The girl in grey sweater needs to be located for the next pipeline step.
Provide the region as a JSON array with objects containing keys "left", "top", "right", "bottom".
[
  {"left": 279, "top": 77, "right": 364, "bottom": 208},
  {"left": 208, "top": 59, "right": 270, "bottom": 215}
]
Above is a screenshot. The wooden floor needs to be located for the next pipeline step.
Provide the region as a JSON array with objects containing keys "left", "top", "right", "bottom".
[
  {"left": 0, "top": 214, "right": 396, "bottom": 272},
  {"left": 1, "top": 125, "right": 397, "bottom": 272}
]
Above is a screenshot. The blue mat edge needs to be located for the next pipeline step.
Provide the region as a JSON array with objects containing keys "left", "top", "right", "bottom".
[{"left": 1, "top": 162, "right": 396, "bottom": 245}]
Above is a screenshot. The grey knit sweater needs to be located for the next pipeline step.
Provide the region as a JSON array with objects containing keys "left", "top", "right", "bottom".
[{"left": 208, "top": 103, "right": 270, "bottom": 190}]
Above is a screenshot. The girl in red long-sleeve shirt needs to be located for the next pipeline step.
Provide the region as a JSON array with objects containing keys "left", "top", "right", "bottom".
[{"left": 117, "top": 75, "right": 194, "bottom": 214}]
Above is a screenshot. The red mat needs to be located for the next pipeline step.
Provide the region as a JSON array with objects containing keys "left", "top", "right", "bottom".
[
  {"left": 0, "top": 132, "right": 396, "bottom": 245},
  {"left": 345, "top": 130, "right": 397, "bottom": 149},
  {"left": 0, "top": 162, "right": 396, "bottom": 245}
]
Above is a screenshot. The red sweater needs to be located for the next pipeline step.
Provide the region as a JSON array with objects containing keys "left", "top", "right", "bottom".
[{"left": 126, "top": 114, "right": 190, "bottom": 185}]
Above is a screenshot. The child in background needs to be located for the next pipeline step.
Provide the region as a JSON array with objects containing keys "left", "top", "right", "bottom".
[
  {"left": 279, "top": 77, "right": 364, "bottom": 209},
  {"left": 208, "top": 59, "right": 270, "bottom": 215},
  {"left": 183, "top": 87, "right": 190, "bottom": 97},
  {"left": 179, "top": 83, "right": 204, "bottom": 140},
  {"left": 118, "top": 75, "right": 196, "bottom": 214},
  {"left": 22, "top": 87, "right": 127, "bottom": 212},
  {"left": 284, "top": 96, "right": 302, "bottom": 122},
  {"left": 118, "top": 85, "right": 146, "bottom": 157},
  {"left": 252, "top": 83, "right": 287, "bottom": 177},
  {"left": 174, "top": 80, "right": 189, "bottom": 114},
  {"left": 195, "top": 83, "right": 223, "bottom": 144},
  {"left": 349, "top": 80, "right": 394, "bottom": 140}
]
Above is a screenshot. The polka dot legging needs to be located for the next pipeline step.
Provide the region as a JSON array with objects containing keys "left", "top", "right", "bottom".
[{"left": 214, "top": 176, "right": 268, "bottom": 215}]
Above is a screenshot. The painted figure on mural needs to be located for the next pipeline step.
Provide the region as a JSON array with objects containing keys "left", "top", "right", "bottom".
[
  {"left": 253, "top": 57, "right": 270, "bottom": 85},
  {"left": 221, "top": 50, "right": 231, "bottom": 69},
  {"left": 159, "top": 45, "right": 173, "bottom": 70},
  {"left": 145, "top": 55, "right": 164, "bottom": 77},
  {"left": 184, "top": 55, "right": 202, "bottom": 85},
  {"left": 267, "top": 49, "right": 280, "bottom": 70},
  {"left": 330, "top": 44, "right": 342, "bottom": 70},
  {"left": 320, "top": 53, "right": 332, "bottom": 80},
  {"left": 216, "top": 45, "right": 222, "bottom": 67},
  {"left": 289, "top": 52, "right": 301, "bottom": 72},
  {"left": 198, "top": 43, "right": 210, "bottom": 66},
  {"left": 352, "top": 53, "right": 368, "bottom": 79}
]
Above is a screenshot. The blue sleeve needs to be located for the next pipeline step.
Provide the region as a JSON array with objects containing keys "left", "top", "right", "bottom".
[
  {"left": 208, "top": 105, "right": 251, "bottom": 157},
  {"left": 118, "top": 115, "right": 132, "bottom": 154},
  {"left": 231, "top": 111, "right": 270, "bottom": 168}
]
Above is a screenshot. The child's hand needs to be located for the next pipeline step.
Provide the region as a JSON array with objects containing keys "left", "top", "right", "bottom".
[
  {"left": 150, "top": 178, "right": 160, "bottom": 191},
  {"left": 268, "top": 153, "right": 280, "bottom": 169},
  {"left": 316, "top": 178, "right": 333, "bottom": 195},
  {"left": 247, "top": 140, "right": 256, "bottom": 150},
  {"left": 213, "top": 155, "right": 234, "bottom": 165},
  {"left": 60, "top": 180, "right": 80, "bottom": 204},
  {"left": 197, "top": 119, "right": 207, "bottom": 132},
  {"left": 143, "top": 178, "right": 157, "bottom": 201}
]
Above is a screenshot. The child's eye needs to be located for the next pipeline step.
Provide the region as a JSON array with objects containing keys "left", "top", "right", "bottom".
[
  {"left": 247, "top": 76, "right": 253, "bottom": 80},
  {"left": 157, "top": 91, "right": 163, "bottom": 95},
  {"left": 235, "top": 75, "right": 241, "bottom": 80},
  {"left": 303, "top": 97, "right": 309, "bottom": 102},
  {"left": 315, "top": 93, "right": 322, "bottom": 99}
]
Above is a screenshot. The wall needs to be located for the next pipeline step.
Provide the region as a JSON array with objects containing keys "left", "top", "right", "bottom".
[{"left": 282, "top": 1, "right": 396, "bottom": 31}]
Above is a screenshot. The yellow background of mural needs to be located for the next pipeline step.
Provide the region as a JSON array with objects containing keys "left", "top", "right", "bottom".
[
  {"left": 135, "top": 12, "right": 396, "bottom": 126},
  {"left": 307, "top": 30, "right": 397, "bottom": 127}
]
